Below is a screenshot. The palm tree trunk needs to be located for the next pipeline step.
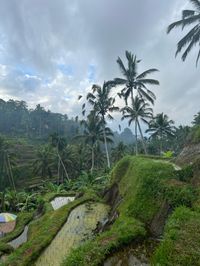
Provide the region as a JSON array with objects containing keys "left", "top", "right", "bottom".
[
  {"left": 160, "top": 132, "right": 163, "bottom": 155},
  {"left": 57, "top": 156, "right": 60, "bottom": 184},
  {"left": 103, "top": 124, "right": 111, "bottom": 168},
  {"left": 135, "top": 121, "right": 138, "bottom": 155},
  {"left": 137, "top": 120, "right": 147, "bottom": 154},
  {"left": 91, "top": 146, "right": 94, "bottom": 174},
  {"left": 131, "top": 89, "right": 134, "bottom": 106},
  {"left": 57, "top": 153, "right": 70, "bottom": 182}
]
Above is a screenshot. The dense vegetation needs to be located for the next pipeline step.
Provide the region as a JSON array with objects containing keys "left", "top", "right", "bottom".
[{"left": 63, "top": 156, "right": 198, "bottom": 266}]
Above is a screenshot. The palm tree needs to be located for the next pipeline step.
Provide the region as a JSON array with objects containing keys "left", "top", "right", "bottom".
[
  {"left": 33, "top": 145, "right": 54, "bottom": 179},
  {"left": 84, "top": 81, "right": 118, "bottom": 168},
  {"left": 115, "top": 51, "right": 159, "bottom": 105},
  {"left": 50, "top": 133, "right": 70, "bottom": 183},
  {"left": 146, "top": 113, "right": 176, "bottom": 154},
  {"left": 167, "top": 0, "right": 200, "bottom": 65},
  {"left": 59, "top": 145, "right": 76, "bottom": 183},
  {"left": 78, "top": 111, "right": 113, "bottom": 173},
  {"left": 121, "top": 96, "right": 153, "bottom": 155}
]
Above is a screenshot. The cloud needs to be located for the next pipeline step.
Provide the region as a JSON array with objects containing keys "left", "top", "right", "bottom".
[{"left": 0, "top": 0, "right": 199, "bottom": 129}]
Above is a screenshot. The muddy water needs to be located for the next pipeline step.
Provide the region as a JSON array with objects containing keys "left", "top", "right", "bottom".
[
  {"left": 35, "top": 202, "right": 109, "bottom": 266},
  {"left": 104, "top": 240, "right": 158, "bottom": 266}
]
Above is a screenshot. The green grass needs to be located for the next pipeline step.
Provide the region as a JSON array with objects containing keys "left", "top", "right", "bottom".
[
  {"left": 62, "top": 156, "right": 179, "bottom": 266},
  {"left": 2, "top": 194, "right": 98, "bottom": 266},
  {"left": 153, "top": 206, "right": 200, "bottom": 265}
]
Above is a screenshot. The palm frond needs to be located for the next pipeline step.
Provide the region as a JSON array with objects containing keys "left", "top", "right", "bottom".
[
  {"left": 114, "top": 78, "right": 127, "bottom": 85},
  {"left": 86, "top": 92, "right": 96, "bottom": 100},
  {"left": 181, "top": 28, "right": 200, "bottom": 61},
  {"left": 138, "top": 87, "right": 155, "bottom": 104},
  {"left": 116, "top": 57, "right": 127, "bottom": 76},
  {"left": 175, "top": 24, "right": 199, "bottom": 56},
  {"left": 167, "top": 14, "right": 200, "bottom": 33},
  {"left": 190, "top": 0, "right": 200, "bottom": 11},
  {"left": 196, "top": 48, "right": 200, "bottom": 65},
  {"left": 183, "top": 9, "right": 195, "bottom": 19},
  {"left": 138, "top": 79, "right": 159, "bottom": 85},
  {"left": 92, "top": 84, "right": 101, "bottom": 92},
  {"left": 136, "top": 69, "right": 159, "bottom": 79}
]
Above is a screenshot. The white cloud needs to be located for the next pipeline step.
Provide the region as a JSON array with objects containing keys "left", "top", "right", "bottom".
[{"left": 0, "top": 0, "right": 199, "bottom": 129}]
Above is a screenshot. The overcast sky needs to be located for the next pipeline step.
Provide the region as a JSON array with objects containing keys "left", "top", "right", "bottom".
[{"left": 0, "top": 0, "right": 199, "bottom": 130}]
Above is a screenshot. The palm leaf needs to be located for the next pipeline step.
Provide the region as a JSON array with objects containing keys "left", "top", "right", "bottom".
[
  {"left": 190, "top": 0, "right": 200, "bottom": 11},
  {"left": 116, "top": 57, "right": 127, "bottom": 76},
  {"left": 114, "top": 78, "right": 127, "bottom": 85},
  {"left": 175, "top": 24, "right": 199, "bottom": 55},
  {"left": 181, "top": 28, "right": 200, "bottom": 60},
  {"left": 183, "top": 9, "right": 195, "bottom": 19},
  {"left": 138, "top": 79, "right": 159, "bottom": 85},
  {"left": 167, "top": 14, "right": 200, "bottom": 33},
  {"left": 196, "top": 48, "right": 200, "bottom": 65},
  {"left": 136, "top": 69, "right": 158, "bottom": 79}
]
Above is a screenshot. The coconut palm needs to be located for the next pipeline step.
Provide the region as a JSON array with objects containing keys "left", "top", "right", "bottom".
[
  {"left": 146, "top": 113, "right": 176, "bottom": 154},
  {"left": 84, "top": 81, "right": 118, "bottom": 168},
  {"left": 78, "top": 111, "right": 113, "bottom": 173},
  {"left": 50, "top": 133, "right": 70, "bottom": 183},
  {"left": 114, "top": 51, "right": 159, "bottom": 105},
  {"left": 167, "top": 0, "right": 200, "bottom": 65},
  {"left": 121, "top": 96, "right": 153, "bottom": 155},
  {"left": 58, "top": 145, "right": 77, "bottom": 182},
  {"left": 33, "top": 145, "right": 54, "bottom": 179}
]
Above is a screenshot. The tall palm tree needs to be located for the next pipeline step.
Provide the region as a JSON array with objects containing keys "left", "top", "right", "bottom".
[
  {"left": 84, "top": 81, "right": 118, "bottom": 168},
  {"left": 50, "top": 133, "right": 69, "bottom": 183},
  {"left": 146, "top": 113, "right": 176, "bottom": 154},
  {"left": 78, "top": 111, "right": 113, "bottom": 173},
  {"left": 33, "top": 145, "right": 54, "bottom": 179},
  {"left": 121, "top": 96, "right": 153, "bottom": 155},
  {"left": 59, "top": 145, "right": 76, "bottom": 183},
  {"left": 115, "top": 51, "right": 159, "bottom": 105},
  {"left": 167, "top": 0, "right": 200, "bottom": 65}
]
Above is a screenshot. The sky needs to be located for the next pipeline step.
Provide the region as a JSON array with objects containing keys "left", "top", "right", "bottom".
[{"left": 0, "top": 0, "right": 199, "bottom": 130}]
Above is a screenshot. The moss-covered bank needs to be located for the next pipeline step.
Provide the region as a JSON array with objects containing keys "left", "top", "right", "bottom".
[
  {"left": 1, "top": 194, "right": 98, "bottom": 266},
  {"left": 153, "top": 206, "right": 200, "bottom": 265},
  {"left": 63, "top": 156, "right": 194, "bottom": 266}
]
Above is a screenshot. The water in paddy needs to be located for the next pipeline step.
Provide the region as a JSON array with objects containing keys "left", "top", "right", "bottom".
[
  {"left": 35, "top": 202, "right": 109, "bottom": 266},
  {"left": 9, "top": 225, "right": 29, "bottom": 249},
  {"left": 104, "top": 239, "right": 158, "bottom": 266}
]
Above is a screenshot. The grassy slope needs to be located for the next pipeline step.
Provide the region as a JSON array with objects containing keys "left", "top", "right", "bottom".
[
  {"left": 63, "top": 156, "right": 177, "bottom": 266},
  {"left": 153, "top": 206, "right": 200, "bottom": 266},
  {"left": 2, "top": 194, "right": 97, "bottom": 266},
  {"left": 153, "top": 159, "right": 200, "bottom": 265}
]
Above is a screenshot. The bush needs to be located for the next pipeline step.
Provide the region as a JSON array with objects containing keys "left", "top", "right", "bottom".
[{"left": 174, "top": 165, "right": 194, "bottom": 182}]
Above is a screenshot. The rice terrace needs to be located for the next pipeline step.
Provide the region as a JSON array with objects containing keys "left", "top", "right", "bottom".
[{"left": 0, "top": 0, "right": 200, "bottom": 265}]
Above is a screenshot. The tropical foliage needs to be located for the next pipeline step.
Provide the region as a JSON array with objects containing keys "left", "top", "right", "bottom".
[
  {"left": 121, "top": 96, "right": 153, "bottom": 154},
  {"left": 115, "top": 51, "right": 159, "bottom": 104},
  {"left": 167, "top": 0, "right": 200, "bottom": 65},
  {"left": 146, "top": 113, "right": 176, "bottom": 154}
]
